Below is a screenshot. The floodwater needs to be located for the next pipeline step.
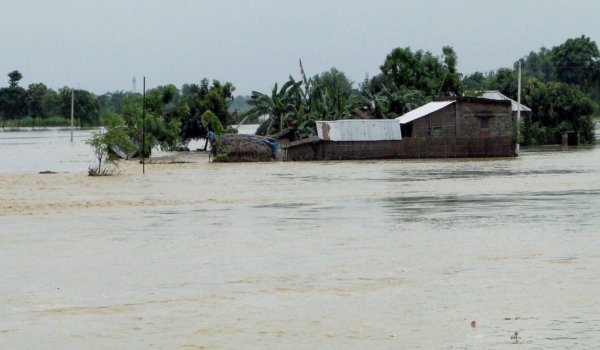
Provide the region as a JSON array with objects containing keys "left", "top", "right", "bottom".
[{"left": 1, "top": 127, "right": 599, "bottom": 349}]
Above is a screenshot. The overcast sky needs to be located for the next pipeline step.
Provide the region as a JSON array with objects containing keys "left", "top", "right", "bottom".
[{"left": 2, "top": 0, "right": 599, "bottom": 96}]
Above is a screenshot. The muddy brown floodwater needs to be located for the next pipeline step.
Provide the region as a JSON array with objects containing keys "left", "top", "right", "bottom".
[{"left": 1, "top": 128, "right": 600, "bottom": 349}]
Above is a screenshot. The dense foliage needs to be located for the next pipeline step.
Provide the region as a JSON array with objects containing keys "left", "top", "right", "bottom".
[
  {"left": 87, "top": 112, "right": 134, "bottom": 175},
  {"left": 3, "top": 35, "right": 597, "bottom": 148},
  {"left": 463, "top": 35, "right": 598, "bottom": 144},
  {"left": 248, "top": 47, "right": 459, "bottom": 140},
  {"left": 0, "top": 71, "right": 101, "bottom": 127}
]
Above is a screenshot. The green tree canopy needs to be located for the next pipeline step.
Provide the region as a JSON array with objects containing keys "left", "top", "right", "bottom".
[
  {"left": 521, "top": 77, "right": 596, "bottom": 144},
  {"left": 551, "top": 35, "right": 599, "bottom": 87},
  {"left": 379, "top": 46, "right": 463, "bottom": 98},
  {"left": 307, "top": 68, "right": 358, "bottom": 121},
  {"left": 180, "top": 79, "right": 235, "bottom": 143},
  {"left": 0, "top": 70, "right": 27, "bottom": 120},
  {"left": 519, "top": 47, "right": 555, "bottom": 82},
  {"left": 26, "top": 83, "right": 50, "bottom": 119},
  {"left": 58, "top": 87, "right": 100, "bottom": 125},
  {"left": 310, "top": 68, "right": 354, "bottom": 99},
  {"left": 8, "top": 70, "right": 23, "bottom": 87}
]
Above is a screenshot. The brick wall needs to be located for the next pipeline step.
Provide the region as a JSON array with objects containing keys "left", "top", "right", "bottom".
[
  {"left": 407, "top": 99, "right": 513, "bottom": 139},
  {"left": 456, "top": 100, "right": 513, "bottom": 138},
  {"left": 411, "top": 104, "right": 457, "bottom": 137},
  {"left": 284, "top": 98, "right": 516, "bottom": 161},
  {"left": 285, "top": 137, "right": 516, "bottom": 161}
]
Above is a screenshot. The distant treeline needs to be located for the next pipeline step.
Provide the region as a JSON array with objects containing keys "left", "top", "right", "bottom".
[
  {"left": 0, "top": 71, "right": 103, "bottom": 128},
  {"left": 463, "top": 35, "right": 599, "bottom": 144},
  {"left": 1, "top": 35, "right": 598, "bottom": 145},
  {"left": 0, "top": 71, "right": 252, "bottom": 129}
]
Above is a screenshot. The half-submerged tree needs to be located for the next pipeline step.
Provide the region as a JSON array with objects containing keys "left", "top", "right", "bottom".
[{"left": 87, "top": 112, "right": 135, "bottom": 176}]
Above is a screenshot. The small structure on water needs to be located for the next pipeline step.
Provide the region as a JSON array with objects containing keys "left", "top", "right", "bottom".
[
  {"left": 284, "top": 96, "right": 517, "bottom": 160},
  {"left": 561, "top": 131, "right": 580, "bottom": 146},
  {"left": 212, "top": 133, "right": 278, "bottom": 162}
]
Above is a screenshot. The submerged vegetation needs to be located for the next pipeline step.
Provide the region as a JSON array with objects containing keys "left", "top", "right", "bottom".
[
  {"left": 1, "top": 36, "right": 597, "bottom": 151},
  {"left": 86, "top": 112, "right": 134, "bottom": 176}
]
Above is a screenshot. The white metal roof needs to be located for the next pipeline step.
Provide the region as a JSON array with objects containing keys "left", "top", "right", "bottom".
[
  {"left": 395, "top": 101, "right": 455, "bottom": 124},
  {"left": 481, "top": 91, "right": 531, "bottom": 112},
  {"left": 316, "top": 119, "right": 402, "bottom": 141}
]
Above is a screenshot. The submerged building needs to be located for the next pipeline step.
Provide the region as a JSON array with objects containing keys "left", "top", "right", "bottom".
[{"left": 284, "top": 97, "right": 517, "bottom": 160}]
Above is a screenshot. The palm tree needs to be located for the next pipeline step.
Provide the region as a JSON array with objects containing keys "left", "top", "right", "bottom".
[
  {"left": 246, "top": 77, "right": 304, "bottom": 136},
  {"left": 307, "top": 83, "right": 358, "bottom": 121},
  {"left": 355, "top": 88, "right": 391, "bottom": 119},
  {"left": 355, "top": 82, "right": 425, "bottom": 119}
]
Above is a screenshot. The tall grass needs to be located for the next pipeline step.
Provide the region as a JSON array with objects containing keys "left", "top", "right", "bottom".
[{"left": 0, "top": 116, "right": 91, "bottom": 129}]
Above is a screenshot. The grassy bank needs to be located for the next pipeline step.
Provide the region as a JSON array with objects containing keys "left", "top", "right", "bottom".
[{"left": 1, "top": 116, "right": 100, "bottom": 129}]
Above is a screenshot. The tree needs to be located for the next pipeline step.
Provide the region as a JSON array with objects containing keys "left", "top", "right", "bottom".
[
  {"left": 247, "top": 77, "right": 304, "bottom": 136},
  {"left": 87, "top": 112, "right": 135, "bottom": 176},
  {"left": 379, "top": 47, "right": 462, "bottom": 98},
  {"left": 0, "top": 86, "right": 27, "bottom": 120},
  {"left": 486, "top": 68, "right": 518, "bottom": 97},
  {"left": 98, "top": 90, "right": 131, "bottom": 115},
  {"left": 355, "top": 87, "right": 391, "bottom": 119},
  {"left": 357, "top": 74, "right": 425, "bottom": 118},
  {"left": 228, "top": 95, "right": 252, "bottom": 114},
  {"left": 180, "top": 79, "right": 235, "bottom": 143},
  {"left": 520, "top": 77, "right": 596, "bottom": 144},
  {"left": 551, "top": 35, "right": 599, "bottom": 87},
  {"left": 307, "top": 68, "right": 358, "bottom": 120},
  {"left": 57, "top": 87, "right": 101, "bottom": 126},
  {"left": 200, "top": 110, "right": 223, "bottom": 135},
  {"left": 0, "top": 70, "right": 27, "bottom": 121},
  {"left": 8, "top": 70, "right": 22, "bottom": 87},
  {"left": 519, "top": 47, "right": 555, "bottom": 82},
  {"left": 381, "top": 84, "right": 426, "bottom": 115},
  {"left": 440, "top": 46, "right": 463, "bottom": 96},
  {"left": 121, "top": 90, "right": 183, "bottom": 155},
  {"left": 462, "top": 71, "right": 486, "bottom": 92},
  {"left": 310, "top": 68, "right": 353, "bottom": 99},
  {"left": 26, "top": 83, "right": 50, "bottom": 121}
]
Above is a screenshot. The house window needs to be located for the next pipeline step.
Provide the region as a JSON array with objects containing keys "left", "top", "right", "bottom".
[{"left": 480, "top": 117, "right": 490, "bottom": 129}]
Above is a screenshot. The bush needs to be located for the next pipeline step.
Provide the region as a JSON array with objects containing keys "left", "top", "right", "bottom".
[
  {"left": 45, "top": 116, "right": 72, "bottom": 127},
  {"left": 214, "top": 152, "right": 229, "bottom": 162},
  {"left": 86, "top": 113, "right": 135, "bottom": 176}
]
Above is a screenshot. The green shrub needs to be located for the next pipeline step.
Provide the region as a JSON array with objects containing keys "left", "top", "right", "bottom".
[{"left": 214, "top": 152, "right": 229, "bottom": 162}]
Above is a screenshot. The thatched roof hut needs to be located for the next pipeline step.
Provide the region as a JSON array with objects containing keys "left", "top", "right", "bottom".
[{"left": 212, "top": 133, "right": 277, "bottom": 162}]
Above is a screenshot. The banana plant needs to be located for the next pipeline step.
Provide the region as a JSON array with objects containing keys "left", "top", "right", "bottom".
[{"left": 247, "top": 76, "right": 304, "bottom": 136}]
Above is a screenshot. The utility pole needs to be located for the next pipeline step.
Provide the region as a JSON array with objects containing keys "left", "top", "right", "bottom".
[
  {"left": 142, "top": 77, "right": 146, "bottom": 174},
  {"left": 517, "top": 61, "right": 522, "bottom": 155},
  {"left": 70, "top": 88, "right": 74, "bottom": 142}
]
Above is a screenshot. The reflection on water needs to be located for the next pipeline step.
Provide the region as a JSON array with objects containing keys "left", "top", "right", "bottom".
[
  {"left": 0, "top": 128, "right": 97, "bottom": 173},
  {"left": 1, "top": 128, "right": 599, "bottom": 349}
]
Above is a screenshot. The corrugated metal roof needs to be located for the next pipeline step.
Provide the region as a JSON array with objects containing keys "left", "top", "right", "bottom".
[
  {"left": 395, "top": 101, "right": 455, "bottom": 124},
  {"left": 481, "top": 91, "right": 532, "bottom": 112},
  {"left": 316, "top": 119, "right": 402, "bottom": 141}
]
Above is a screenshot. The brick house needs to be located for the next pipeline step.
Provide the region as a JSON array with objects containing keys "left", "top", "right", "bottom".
[
  {"left": 284, "top": 97, "right": 517, "bottom": 161},
  {"left": 396, "top": 97, "right": 514, "bottom": 139}
]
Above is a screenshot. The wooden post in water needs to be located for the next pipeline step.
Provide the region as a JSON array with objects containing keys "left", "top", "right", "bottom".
[
  {"left": 142, "top": 77, "right": 146, "bottom": 174},
  {"left": 70, "top": 88, "right": 74, "bottom": 142}
]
